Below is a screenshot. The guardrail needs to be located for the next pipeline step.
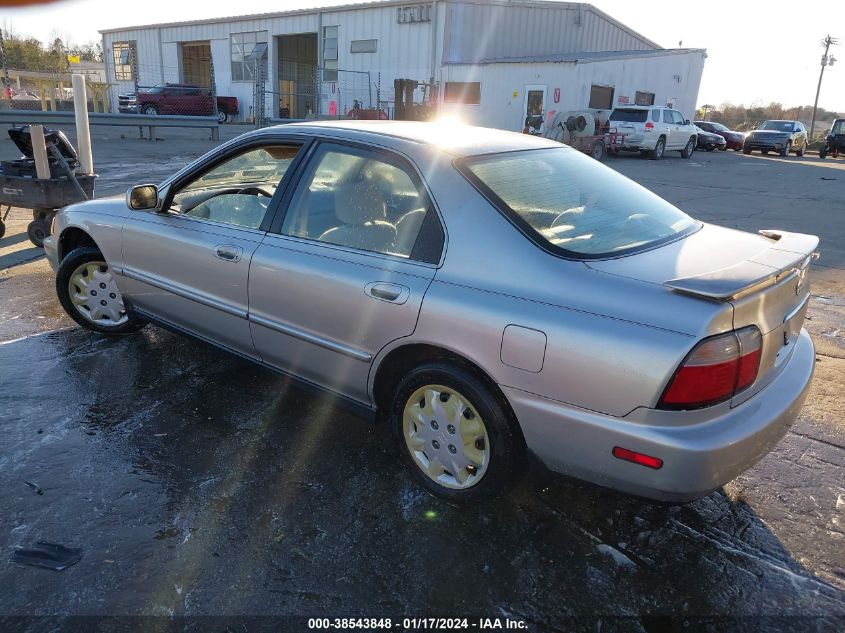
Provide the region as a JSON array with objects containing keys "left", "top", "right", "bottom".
[{"left": 0, "top": 110, "right": 220, "bottom": 141}]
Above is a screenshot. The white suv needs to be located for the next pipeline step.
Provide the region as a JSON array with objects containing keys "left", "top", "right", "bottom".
[{"left": 609, "top": 106, "right": 698, "bottom": 160}]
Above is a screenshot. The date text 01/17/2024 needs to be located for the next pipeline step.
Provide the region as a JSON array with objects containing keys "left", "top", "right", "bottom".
[{"left": 307, "top": 618, "right": 528, "bottom": 630}]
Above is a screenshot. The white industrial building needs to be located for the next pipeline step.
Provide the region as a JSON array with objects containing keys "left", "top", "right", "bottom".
[{"left": 100, "top": 0, "right": 706, "bottom": 131}]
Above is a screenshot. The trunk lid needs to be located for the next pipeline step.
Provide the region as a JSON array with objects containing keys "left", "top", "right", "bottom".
[{"left": 587, "top": 223, "right": 819, "bottom": 405}]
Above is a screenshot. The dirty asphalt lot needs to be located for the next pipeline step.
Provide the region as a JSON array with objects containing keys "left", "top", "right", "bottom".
[{"left": 0, "top": 127, "right": 844, "bottom": 632}]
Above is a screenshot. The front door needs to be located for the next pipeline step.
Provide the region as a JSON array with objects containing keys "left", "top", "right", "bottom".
[
  {"left": 523, "top": 85, "right": 547, "bottom": 135},
  {"left": 120, "top": 142, "right": 304, "bottom": 358},
  {"left": 249, "top": 140, "right": 444, "bottom": 404}
]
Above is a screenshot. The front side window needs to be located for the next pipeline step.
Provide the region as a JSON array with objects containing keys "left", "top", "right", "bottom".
[
  {"left": 671, "top": 110, "right": 686, "bottom": 125},
  {"left": 231, "top": 31, "right": 268, "bottom": 82},
  {"left": 281, "top": 144, "right": 438, "bottom": 260},
  {"left": 458, "top": 148, "right": 699, "bottom": 258},
  {"left": 112, "top": 42, "right": 135, "bottom": 81},
  {"left": 170, "top": 145, "right": 300, "bottom": 230}
]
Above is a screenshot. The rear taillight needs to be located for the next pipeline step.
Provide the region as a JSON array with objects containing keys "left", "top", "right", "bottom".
[
  {"left": 645, "top": 121, "right": 655, "bottom": 131},
  {"left": 659, "top": 326, "right": 762, "bottom": 409}
]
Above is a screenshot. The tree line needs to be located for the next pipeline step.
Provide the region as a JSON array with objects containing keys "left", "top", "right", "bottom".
[
  {"left": 697, "top": 102, "right": 842, "bottom": 132},
  {"left": 1, "top": 28, "right": 103, "bottom": 75}
]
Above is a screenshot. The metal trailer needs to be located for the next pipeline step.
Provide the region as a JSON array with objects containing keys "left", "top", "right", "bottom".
[{"left": 0, "top": 126, "right": 95, "bottom": 247}]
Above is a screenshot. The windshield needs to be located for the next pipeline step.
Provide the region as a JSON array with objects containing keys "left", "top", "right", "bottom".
[
  {"left": 832, "top": 121, "right": 845, "bottom": 135},
  {"left": 610, "top": 108, "right": 648, "bottom": 123},
  {"left": 760, "top": 121, "right": 794, "bottom": 132},
  {"left": 458, "top": 148, "right": 699, "bottom": 258},
  {"left": 710, "top": 122, "right": 729, "bottom": 132}
]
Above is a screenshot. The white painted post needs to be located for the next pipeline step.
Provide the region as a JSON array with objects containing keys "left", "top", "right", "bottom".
[
  {"left": 71, "top": 73, "right": 94, "bottom": 175},
  {"left": 30, "top": 124, "right": 51, "bottom": 180}
]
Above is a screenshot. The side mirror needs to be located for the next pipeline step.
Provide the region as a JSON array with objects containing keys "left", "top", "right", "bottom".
[
  {"left": 684, "top": 119, "right": 690, "bottom": 125},
  {"left": 127, "top": 184, "right": 159, "bottom": 211}
]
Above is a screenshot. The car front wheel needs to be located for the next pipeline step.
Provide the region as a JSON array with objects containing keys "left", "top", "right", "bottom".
[
  {"left": 780, "top": 142, "right": 790, "bottom": 157},
  {"left": 680, "top": 137, "right": 695, "bottom": 159},
  {"left": 391, "top": 362, "right": 523, "bottom": 502},
  {"left": 143, "top": 105, "right": 158, "bottom": 116},
  {"left": 56, "top": 246, "right": 146, "bottom": 335}
]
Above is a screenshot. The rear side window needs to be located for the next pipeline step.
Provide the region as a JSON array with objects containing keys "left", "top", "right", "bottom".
[
  {"left": 457, "top": 148, "right": 698, "bottom": 258},
  {"left": 610, "top": 108, "right": 648, "bottom": 122},
  {"left": 651, "top": 109, "right": 660, "bottom": 121}
]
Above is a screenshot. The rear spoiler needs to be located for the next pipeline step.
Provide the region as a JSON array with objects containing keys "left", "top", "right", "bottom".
[{"left": 664, "top": 230, "right": 820, "bottom": 301}]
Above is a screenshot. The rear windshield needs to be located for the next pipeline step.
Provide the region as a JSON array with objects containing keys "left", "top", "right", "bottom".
[
  {"left": 610, "top": 108, "right": 648, "bottom": 123},
  {"left": 458, "top": 148, "right": 699, "bottom": 258}
]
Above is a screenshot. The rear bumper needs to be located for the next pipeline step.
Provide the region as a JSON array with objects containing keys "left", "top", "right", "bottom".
[{"left": 506, "top": 329, "right": 815, "bottom": 502}]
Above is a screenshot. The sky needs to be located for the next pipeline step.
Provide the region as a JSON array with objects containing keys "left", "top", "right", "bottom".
[{"left": 2, "top": 0, "right": 843, "bottom": 112}]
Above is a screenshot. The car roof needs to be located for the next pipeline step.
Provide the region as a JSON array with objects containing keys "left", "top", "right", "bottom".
[{"left": 256, "top": 120, "right": 561, "bottom": 157}]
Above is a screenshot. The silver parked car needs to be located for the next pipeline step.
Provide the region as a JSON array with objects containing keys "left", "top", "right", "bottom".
[{"left": 44, "top": 121, "right": 817, "bottom": 503}]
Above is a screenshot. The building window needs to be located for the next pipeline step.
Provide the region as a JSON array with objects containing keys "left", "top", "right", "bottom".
[
  {"left": 635, "top": 91, "right": 655, "bottom": 106},
  {"left": 231, "top": 32, "right": 267, "bottom": 82},
  {"left": 323, "top": 26, "right": 338, "bottom": 82},
  {"left": 397, "top": 5, "right": 431, "bottom": 23},
  {"left": 350, "top": 39, "right": 377, "bottom": 54},
  {"left": 588, "top": 84, "right": 614, "bottom": 109},
  {"left": 112, "top": 42, "right": 135, "bottom": 81},
  {"left": 443, "top": 82, "right": 481, "bottom": 105}
]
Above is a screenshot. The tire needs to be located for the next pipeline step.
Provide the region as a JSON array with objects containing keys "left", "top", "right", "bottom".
[
  {"left": 0, "top": 220, "right": 5, "bottom": 240},
  {"left": 796, "top": 142, "right": 805, "bottom": 157},
  {"left": 780, "top": 143, "right": 790, "bottom": 157},
  {"left": 718, "top": 145, "right": 727, "bottom": 151},
  {"left": 390, "top": 362, "right": 524, "bottom": 503},
  {"left": 26, "top": 219, "right": 49, "bottom": 247},
  {"left": 743, "top": 146, "right": 752, "bottom": 155},
  {"left": 217, "top": 112, "right": 228, "bottom": 124},
  {"left": 706, "top": 144, "right": 715, "bottom": 152},
  {"left": 590, "top": 140, "right": 607, "bottom": 161},
  {"left": 761, "top": 150, "right": 769, "bottom": 155},
  {"left": 680, "top": 137, "right": 695, "bottom": 159},
  {"left": 142, "top": 105, "right": 158, "bottom": 116},
  {"left": 819, "top": 146, "right": 827, "bottom": 159},
  {"left": 648, "top": 137, "right": 665, "bottom": 160},
  {"left": 56, "top": 246, "right": 146, "bottom": 335}
]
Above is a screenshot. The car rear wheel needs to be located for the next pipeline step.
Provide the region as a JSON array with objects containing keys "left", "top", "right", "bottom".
[
  {"left": 391, "top": 362, "right": 523, "bottom": 502},
  {"left": 648, "top": 137, "right": 665, "bottom": 160},
  {"left": 56, "top": 247, "right": 146, "bottom": 335},
  {"left": 680, "top": 137, "right": 695, "bottom": 159}
]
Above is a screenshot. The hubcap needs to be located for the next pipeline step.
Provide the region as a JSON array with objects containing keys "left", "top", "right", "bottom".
[
  {"left": 68, "top": 261, "right": 129, "bottom": 326},
  {"left": 402, "top": 384, "right": 490, "bottom": 490}
]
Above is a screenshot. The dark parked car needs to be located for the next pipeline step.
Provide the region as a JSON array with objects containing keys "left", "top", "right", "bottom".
[
  {"left": 693, "top": 125, "right": 727, "bottom": 151},
  {"left": 119, "top": 84, "right": 238, "bottom": 122},
  {"left": 743, "top": 120, "right": 807, "bottom": 157},
  {"left": 694, "top": 121, "right": 745, "bottom": 150},
  {"left": 819, "top": 119, "right": 845, "bottom": 159}
]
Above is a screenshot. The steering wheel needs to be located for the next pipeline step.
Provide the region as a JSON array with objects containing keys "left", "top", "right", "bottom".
[{"left": 237, "top": 186, "right": 274, "bottom": 198}]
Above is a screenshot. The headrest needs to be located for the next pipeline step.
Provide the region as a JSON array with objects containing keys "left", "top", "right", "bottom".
[{"left": 335, "top": 183, "right": 386, "bottom": 225}]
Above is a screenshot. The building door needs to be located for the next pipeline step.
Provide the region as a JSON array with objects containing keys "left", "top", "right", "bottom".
[
  {"left": 276, "top": 33, "right": 317, "bottom": 118},
  {"left": 523, "top": 85, "right": 547, "bottom": 135},
  {"left": 180, "top": 41, "right": 212, "bottom": 87}
]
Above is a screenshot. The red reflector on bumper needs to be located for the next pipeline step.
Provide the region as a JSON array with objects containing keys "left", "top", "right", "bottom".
[{"left": 612, "top": 446, "right": 663, "bottom": 470}]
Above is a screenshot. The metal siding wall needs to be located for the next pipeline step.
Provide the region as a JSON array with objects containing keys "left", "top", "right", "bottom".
[
  {"left": 442, "top": 1, "right": 656, "bottom": 63},
  {"left": 440, "top": 52, "right": 704, "bottom": 132}
]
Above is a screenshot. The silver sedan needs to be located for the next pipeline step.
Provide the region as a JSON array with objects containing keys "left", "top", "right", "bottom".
[{"left": 44, "top": 121, "right": 817, "bottom": 503}]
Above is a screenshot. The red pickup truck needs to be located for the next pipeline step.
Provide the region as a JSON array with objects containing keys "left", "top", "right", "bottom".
[{"left": 119, "top": 84, "right": 239, "bottom": 122}]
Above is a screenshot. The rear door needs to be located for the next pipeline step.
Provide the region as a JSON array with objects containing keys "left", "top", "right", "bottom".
[
  {"left": 248, "top": 140, "right": 445, "bottom": 404},
  {"left": 120, "top": 140, "right": 305, "bottom": 357}
]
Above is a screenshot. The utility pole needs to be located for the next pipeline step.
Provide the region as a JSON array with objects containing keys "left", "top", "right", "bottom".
[
  {"left": 810, "top": 35, "right": 838, "bottom": 140},
  {"left": 0, "top": 28, "right": 12, "bottom": 102}
]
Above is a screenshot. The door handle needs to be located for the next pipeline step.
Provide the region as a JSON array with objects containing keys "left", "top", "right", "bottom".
[
  {"left": 365, "top": 282, "right": 410, "bottom": 304},
  {"left": 214, "top": 245, "right": 243, "bottom": 262}
]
